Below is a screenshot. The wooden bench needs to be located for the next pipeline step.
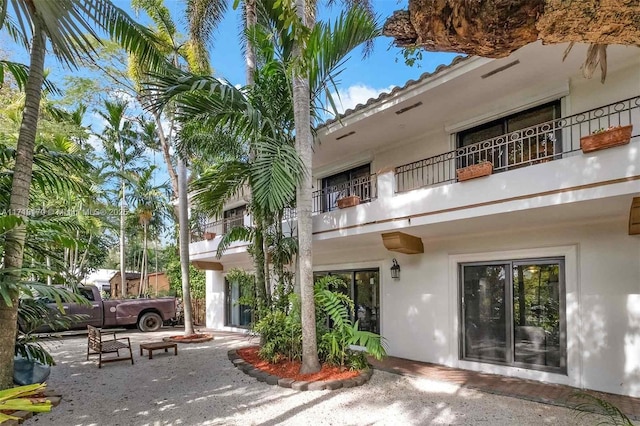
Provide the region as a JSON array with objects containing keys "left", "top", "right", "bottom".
[
  {"left": 139, "top": 341, "right": 178, "bottom": 359},
  {"left": 86, "top": 325, "right": 134, "bottom": 368}
]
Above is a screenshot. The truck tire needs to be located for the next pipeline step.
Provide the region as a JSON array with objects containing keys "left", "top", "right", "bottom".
[{"left": 138, "top": 312, "right": 162, "bottom": 332}]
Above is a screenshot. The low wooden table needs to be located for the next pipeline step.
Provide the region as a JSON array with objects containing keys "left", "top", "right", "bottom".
[{"left": 139, "top": 341, "right": 178, "bottom": 359}]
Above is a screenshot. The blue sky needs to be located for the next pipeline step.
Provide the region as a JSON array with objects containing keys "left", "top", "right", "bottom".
[
  {"left": 1, "top": 0, "right": 459, "bottom": 114},
  {"left": 123, "top": 0, "right": 459, "bottom": 113}
]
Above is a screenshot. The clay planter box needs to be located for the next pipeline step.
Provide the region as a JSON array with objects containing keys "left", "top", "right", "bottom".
[
  {"left": 337, "top": 195, "right": 360, "bottom": 209},
  {"left": 203, "top": 232, "right": 216, "bottom": 240},
  {"left": 580, "top": 125, "right": 632, "bottom": 153},
  {"left": 456, "top": 162, "right": 493, "bottom": 182}
]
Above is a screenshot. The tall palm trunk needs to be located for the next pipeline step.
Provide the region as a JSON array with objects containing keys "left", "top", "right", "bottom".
[
  {"left": 245, "top": 0, "right": 257, "bottom": 86},
  {"left": 139, "top": 222, "right": 148, "bottom": 296},
  {"left": 119, "top": 177, "right": 127, "bottom": 299},
  {"left": 178, "top": 157, "right": 195, "bottom": 335},
  {"left": 293, "top": 0, "right": 320, "bottom": 374},
  {"left": 0, "top": 25, "right": 46, "bottom": 390},
  {"left": 152, "top": 111, "right": 179, "bottom": 202}
]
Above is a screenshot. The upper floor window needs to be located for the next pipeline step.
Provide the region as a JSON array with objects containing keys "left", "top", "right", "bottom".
[
  {"left": 457, "top": 101, "right": 562, "bottom": 171},
  {"left": 316, "top": 164, "right": 373, "bottom": 213}
]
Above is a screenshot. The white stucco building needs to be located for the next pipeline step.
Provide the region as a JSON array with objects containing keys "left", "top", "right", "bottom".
[{"left": 190, "top": 42, "right": 640, "bottom": 398}]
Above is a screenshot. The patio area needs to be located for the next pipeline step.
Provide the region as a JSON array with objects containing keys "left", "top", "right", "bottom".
[{"left": 31, "top": 328, "right": 607, "bottom": 425}]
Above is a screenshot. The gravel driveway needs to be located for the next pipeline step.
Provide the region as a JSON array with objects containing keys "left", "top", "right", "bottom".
[{"left": 30, "top": 328, "right": 592, "bottom": 425}]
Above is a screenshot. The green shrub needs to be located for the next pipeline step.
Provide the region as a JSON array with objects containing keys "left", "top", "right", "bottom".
[
  {"left": 254, "top": 307, "right": 302, "bottom": 363},
  {"left": 314, "top": 276, "right": 387, "bottom": 368},
  {"left": 254, "top": 276, "right": 386, "bottom": 369}
]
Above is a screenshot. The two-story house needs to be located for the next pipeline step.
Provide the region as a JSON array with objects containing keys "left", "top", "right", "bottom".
[{"left": 190, "top": 41, "right": 640, "bottom": 398}]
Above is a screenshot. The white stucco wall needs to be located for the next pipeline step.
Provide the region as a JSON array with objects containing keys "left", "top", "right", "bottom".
[
  {"left": 375, "top": 218, "right": 640, "bottom": 397},
  {"left": 197, "top": 47, "right": 640, "bottom": 398}
]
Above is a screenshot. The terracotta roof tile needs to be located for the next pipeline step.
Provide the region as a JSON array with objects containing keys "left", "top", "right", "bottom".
[{"left": 320, "top": 55, "right": 469, "bottom": 129}]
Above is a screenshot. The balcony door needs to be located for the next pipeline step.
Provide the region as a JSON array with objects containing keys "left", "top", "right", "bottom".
[
  {"left": 321, "top": 164, "right": 370, "bottom": 212},
  {"left": 314, "top": 269, "right": 380, "bottom": 333},
  {"left": 223, "top": 205, "right": 246, "bottom": 233},
  {"left": 457, "top": 101, "right": 562, "bottom": 172}
]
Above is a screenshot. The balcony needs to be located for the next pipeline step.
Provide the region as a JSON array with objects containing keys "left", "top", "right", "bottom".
[
  {"left": 394, "top": 96, "right": 640, "bottom": 193},
  {"left": 192, "top": 215, "right": 247, "bottom": 243},
  {"left": 312, "top": 173, "right": 378, "bottom": 213}
]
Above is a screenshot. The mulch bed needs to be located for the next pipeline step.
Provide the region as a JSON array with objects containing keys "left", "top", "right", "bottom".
[
  {"left": 162, "top": 333, "right": 214, "bottom": 343},
  {"left": 237, "top": 346, "right": 359, "bottom": 382}
]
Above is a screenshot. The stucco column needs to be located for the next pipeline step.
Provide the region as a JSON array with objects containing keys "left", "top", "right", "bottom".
[
  {"left": 206, "top": 270, "right": 225, "bottom": 329},
  {"left": 376, "top": 168, "right": 396, "bottom": 204}
]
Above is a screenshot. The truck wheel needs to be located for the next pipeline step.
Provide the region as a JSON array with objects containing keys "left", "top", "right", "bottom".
[{"left": 138, "top": 312, "right": 162, "bottom": 332}]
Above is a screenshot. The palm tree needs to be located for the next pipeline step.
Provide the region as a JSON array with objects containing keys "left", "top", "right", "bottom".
[
  {"left": 127, "top": 165, "right": 168, "bottom": 296},
  {"left": 291, "top": 0, "right": 378, "bottom": 374},
  {"left": 132, "top": 0, "right": 227, "bottom": 336},
  {"left": 149, "top": 1, "right": 378, "bottom": 373},
  {"left": 0, "top": 0, "right": 165, "bottom": 389},
  {"left": 97, "top": 99, "right": 146, "bottom": 299}
]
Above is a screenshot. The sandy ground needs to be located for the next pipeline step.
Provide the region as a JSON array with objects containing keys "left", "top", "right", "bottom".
[{"left": 29, "top": 328, "right": 596, "bottom": 426}]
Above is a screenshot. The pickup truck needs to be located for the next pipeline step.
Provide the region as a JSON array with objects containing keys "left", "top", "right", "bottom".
[{"left": 41, "top": 285, "right": 177, "bottom": 332}]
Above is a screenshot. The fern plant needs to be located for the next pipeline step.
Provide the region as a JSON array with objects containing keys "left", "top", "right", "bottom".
[{"left": 315, "top": 276, "right": 387, "bottom": 367}]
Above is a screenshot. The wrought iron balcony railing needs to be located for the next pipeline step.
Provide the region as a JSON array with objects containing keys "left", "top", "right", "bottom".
[
  {"left": 395, "top": 96, "right": 640, "bottom": 193},
  {"left": 312, "top": 173, "right": 378, "bottom": 213},
  {"left": 191, "top": 216, "right": 246, "bottom": 242}
]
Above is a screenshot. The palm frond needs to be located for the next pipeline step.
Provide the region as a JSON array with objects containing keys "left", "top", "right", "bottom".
[
  {"left": 191, "top": 161, "right": 251, "bottom": 215},
  {"left": 250, "top": 137, "right": 302, "bottom": 214},
  {"left": 186, "top": 0, "right": 228, "bottom": 73},
  {"left": 216, "top": 225, "right": 253, "bottom": 258},
  {"left": 571, "top": 392, "right": 633, "bottom": 426},
  {"left": 0, "top": 60, "right": 59, "bottom": 94},
  {"left": 306, "top": 6, "right": 380, "bottom": 117}
]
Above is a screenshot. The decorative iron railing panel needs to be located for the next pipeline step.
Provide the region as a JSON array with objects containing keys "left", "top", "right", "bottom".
[
  {"left": 312, "top": 173, "right": 378, "bottom": 213},
  {"left": 395, "top": 96, "right": 640, "bottom": 193},
  {"left": 191, "top": 216, "right": 247, "bottom": 242}
]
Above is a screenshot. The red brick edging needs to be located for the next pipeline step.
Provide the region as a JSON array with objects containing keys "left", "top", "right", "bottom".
[{"left": 228, "top": 349, "right": 372, "bottom": 391}]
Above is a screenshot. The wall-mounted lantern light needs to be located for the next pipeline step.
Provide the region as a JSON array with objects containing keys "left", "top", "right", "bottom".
[{"left": 390, "top": 258, "right": 401, "bottom": 280}]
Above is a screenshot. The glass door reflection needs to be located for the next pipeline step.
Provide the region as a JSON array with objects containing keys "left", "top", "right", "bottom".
[{"left": 462, "top": 264, "right": 508, "bottom": 363}]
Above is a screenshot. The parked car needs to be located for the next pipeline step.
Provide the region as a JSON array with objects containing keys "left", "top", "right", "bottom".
[{"left": 34, "top": 285, "right": 177, "bottom": 332}]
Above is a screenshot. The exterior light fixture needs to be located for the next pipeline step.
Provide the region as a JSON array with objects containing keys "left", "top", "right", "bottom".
[{"left": 390, "top": 259, "right": 400, "bottom": 280}]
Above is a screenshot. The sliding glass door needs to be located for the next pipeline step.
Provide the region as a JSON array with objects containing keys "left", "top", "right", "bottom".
[
  {"left": 314, "top": 269, "right": 380, "bottom": 333},
  {"left": 460, "top": 258, "right": 565, "bottom": 373}
]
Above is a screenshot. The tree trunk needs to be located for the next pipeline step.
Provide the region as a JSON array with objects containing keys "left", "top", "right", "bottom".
[
  {"left": 383, "top": 0, "right": 543, "bottom": 57},
  {"left": 153, "top": 111, "right": 179, "bottom": 200},
  {"left": 0, "top": 24, "right": 46, "bottom": 390},
  {"left": 293, "top": 0, "right": 320, "bottom": 375},
  {"left": 120, "top": 178, "right": 127, "bottom": 299},
  {"left": 383, "top": 0, "right": 640, "bottom": 58},
  {"left": 245, "top": 0, "right": 257, "bottom": 86},
  {"left": 253, "top": 219, "right": 267, "bottom": 315},
  {"left": 139, "top": 222, "right": 148, "bottom": 296},
  {"left": 178, "top": 157, "right": 195, "bottom": 335}
]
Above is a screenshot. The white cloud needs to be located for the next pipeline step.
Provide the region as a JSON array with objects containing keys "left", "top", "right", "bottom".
[
  {"left": 333, "top": 84, "right": 395, "bottom": 114},
  {"left": 86, "top": 134, "right": 102, "bottom": 151}
]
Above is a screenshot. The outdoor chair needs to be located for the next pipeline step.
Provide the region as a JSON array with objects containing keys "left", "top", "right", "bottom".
[{"left": 86, "top": 325, "right": 134, "bottom": 368}]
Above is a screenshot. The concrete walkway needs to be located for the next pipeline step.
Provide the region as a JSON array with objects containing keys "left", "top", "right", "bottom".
[
  {"left": 30, "top": 328, "right": 612, "bottom": 425},
  {"left": 370, "top": 355, "right": 640, "bottom": 421}
]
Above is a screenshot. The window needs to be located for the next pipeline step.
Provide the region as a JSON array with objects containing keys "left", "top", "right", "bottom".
[
  {"left": 223, "top": 205, "right": 246, "bottom": 233},
  {"left": 224, "top": 277, "right": 252, "bottom": 328},
  {"left": 460, "top": 258, "right": 565, "bottom": 373},
  {"left": 79, "top": 288, "right": 95, "bottom": 301},
  {"left": 319, "top": 164, "right": 371, "bottom": 212},
  {"left": 457, "top": 101, "right": 562, "bottom": 171},
  {"left": 313, "top": 269, "right": 380, "bottom": 333}
]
